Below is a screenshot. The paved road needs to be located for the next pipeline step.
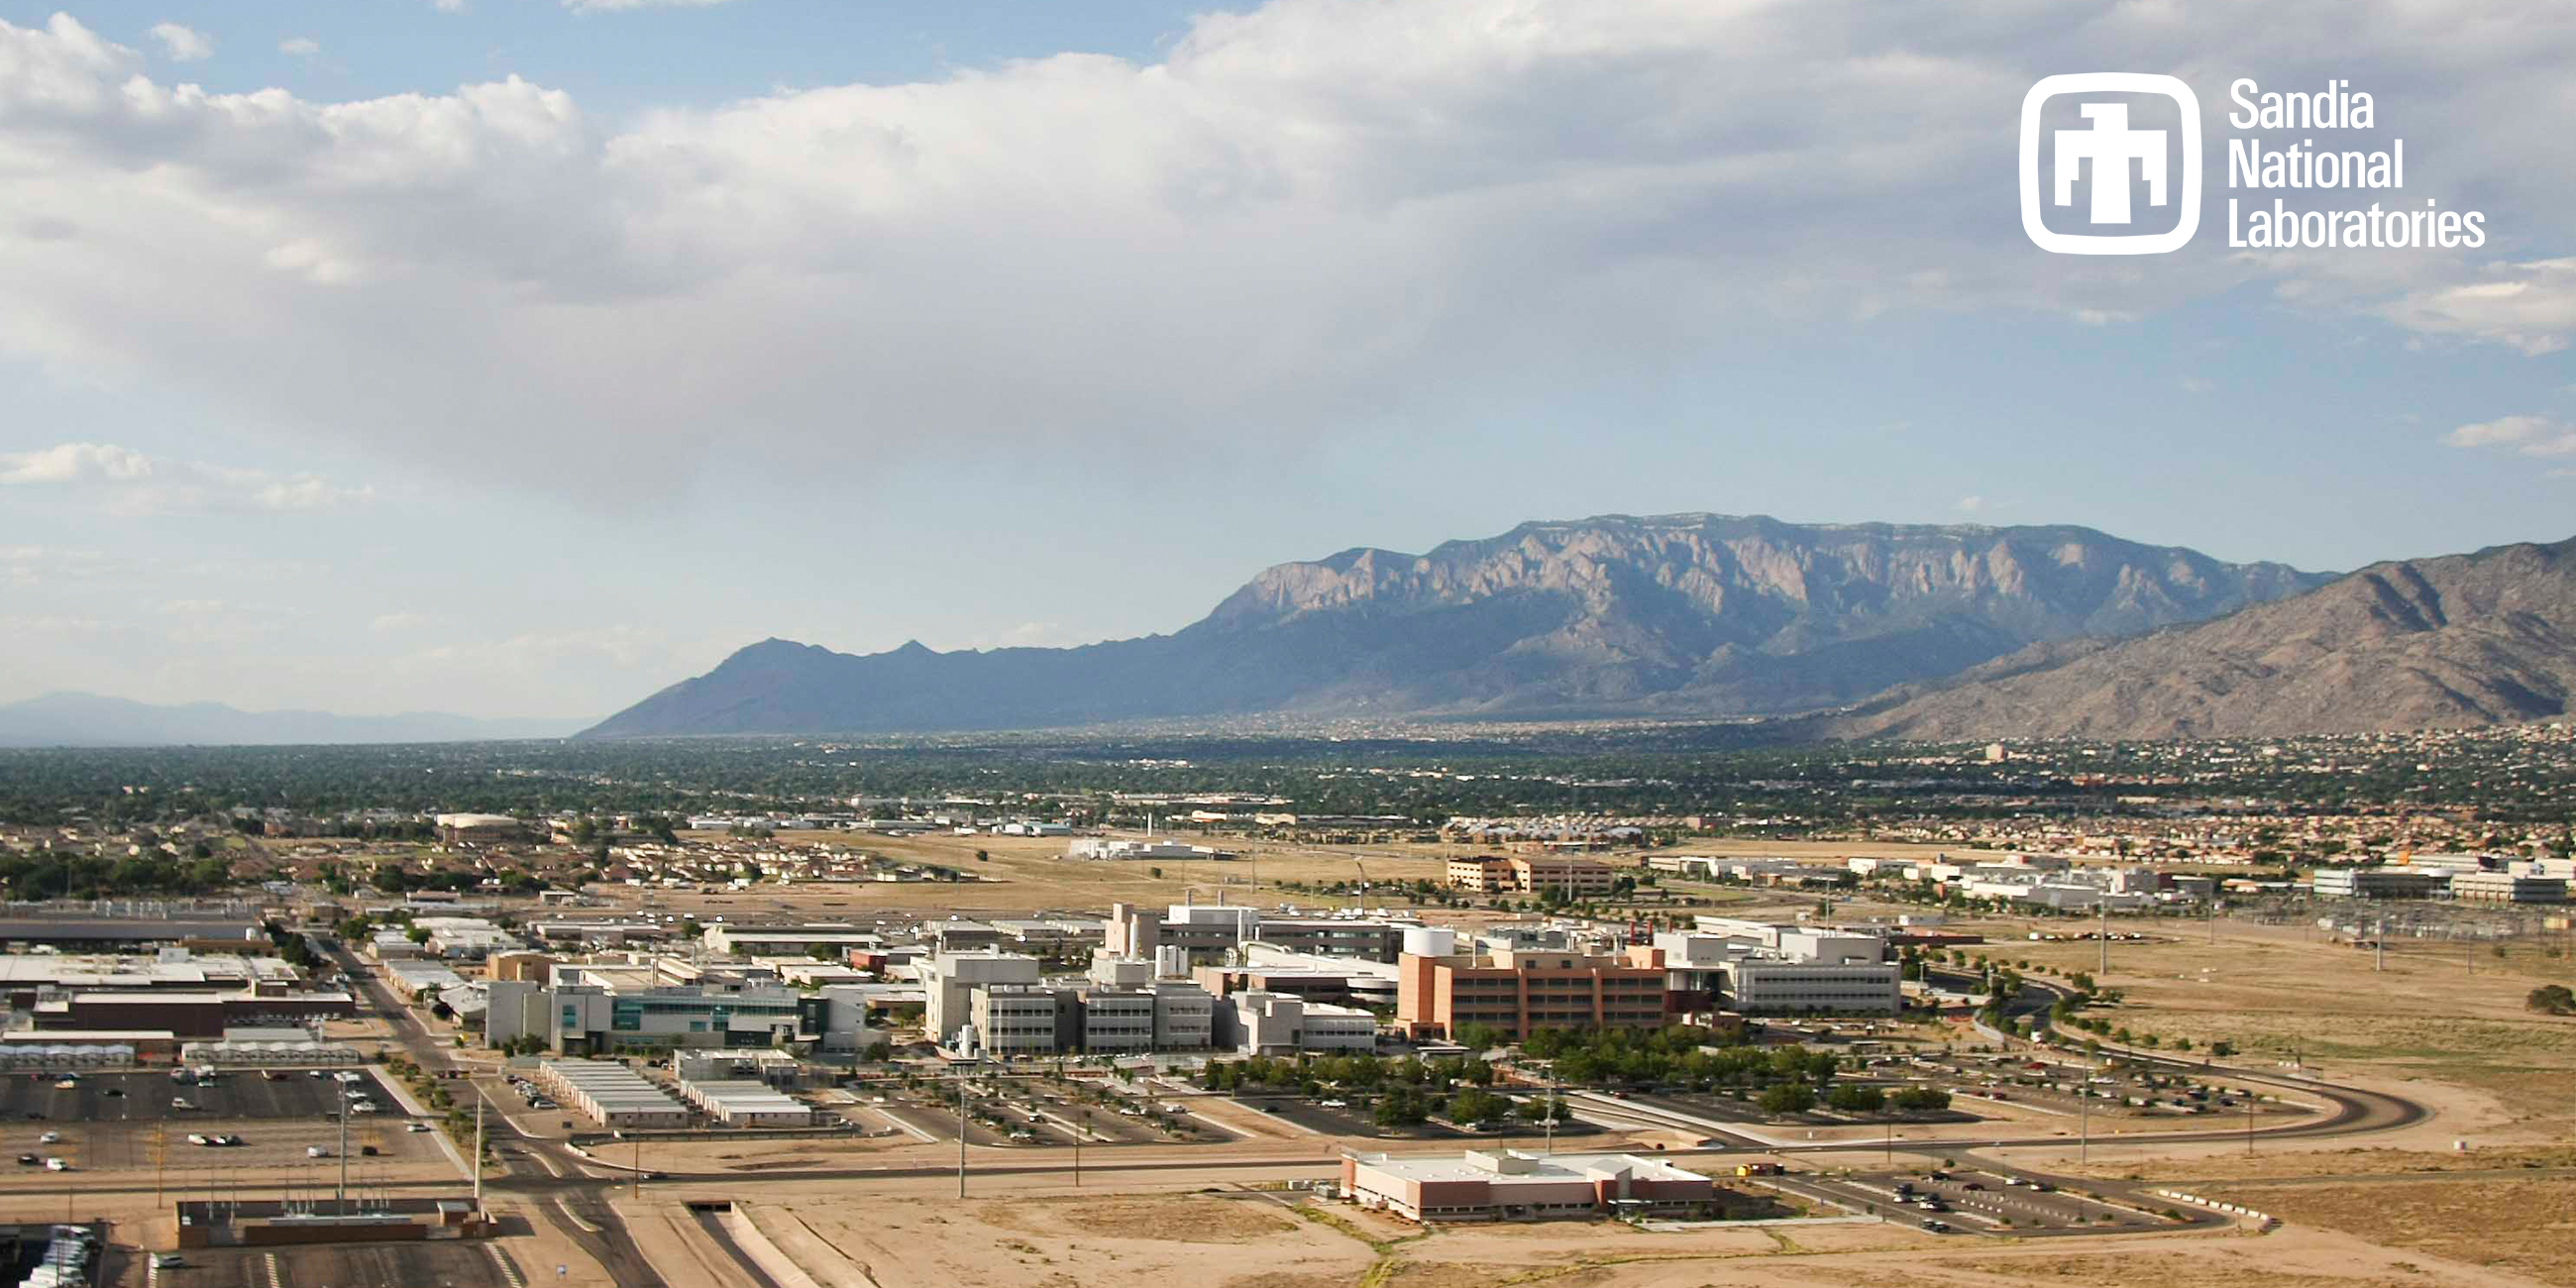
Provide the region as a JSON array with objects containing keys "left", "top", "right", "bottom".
[{"left": 328, "top": 943, "right": 678, "bottom": 1288}]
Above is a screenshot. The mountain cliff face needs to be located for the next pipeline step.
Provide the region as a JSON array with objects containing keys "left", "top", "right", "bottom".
[
  {"left": 1835, "top": 537, "right": 2576, "bottom": 741},
  {"left": 583, "top": 513, "right": 2326, "bottom": 736}
]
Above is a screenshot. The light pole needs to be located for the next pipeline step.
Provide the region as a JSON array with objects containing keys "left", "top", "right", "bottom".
[{"left": 956, "top": 1058, "right": 971, "bottom": 1199}]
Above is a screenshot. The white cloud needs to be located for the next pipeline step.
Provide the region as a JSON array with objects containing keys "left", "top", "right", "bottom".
[
  {"left": 370, "top": 611, "right": 431, "bottom": 632},
  {"left": 0, "top": 5, "right": 2572, "bottom": 502},
  {"left": 1955, "top": 495, "right": 1988, "bottom": 514},
  {"left": 2378, "top": 259, "right": 2576, "bottom": 357},
  {"left": 146, "top": 22, "right": 210, "bottom": 61},
  {"left": 2441, "top": 415, "right": 2576, "bottom": 457},
  {"left": 278, "top": 36, "right": 320, "bottom": 57},
  {"left": 0, "top": 443, "right": 375, "bottom": 515},
  {"left": 2179, "top": 376, "right": 2213, "bottom": 395}
]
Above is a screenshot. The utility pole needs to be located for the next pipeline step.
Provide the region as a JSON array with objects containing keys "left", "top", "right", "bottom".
[
  {"left": 1074, "top": 1109, "right": 1085, "bottom": 1188},
  {"left": 1544, "top": 1068, "right": 1558, "bottom": 1156},
  {"left": 152, "top": 1123, "right": 165, "bottom": 1207},
  {"left": 631, "top": 1132, "right": 642, "bottom": 1200},
  {"left": 339, "top": 1087, "right": 352, "bottom": 1216},
  {"left": 2097, "top": 901, "right": 2108, "bottom": 976},
  {"left": 2375, "top": 916, "right": 2386, "bottom": 973},
  {"left": 2245, "top": 1094, "right": 2256, "bottom": 1155},
  {"left": 957, "top": 1059, "right": 970, "bottom": 1198},
  {"left": 473, "top": 1095, "right": 485, "bottom": 1216},
  {"left": 2079, "top": 1083, "right": 2090, "bottom": 1165}
]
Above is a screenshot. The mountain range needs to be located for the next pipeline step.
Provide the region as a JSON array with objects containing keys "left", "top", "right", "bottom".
[
  {"left": 1831, "top": 536, "right": 2576, "bottom": 740},
  {"left": 0, "top": 693, "right": 585, "bottom": 748},
  {"left": 583, "top": 513, "right": 2338, "bottom": 737}
]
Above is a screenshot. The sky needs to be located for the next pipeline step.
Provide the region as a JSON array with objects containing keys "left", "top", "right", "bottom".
[{"left": 2, "top": 0, "right": 2572, "bottom": 722}]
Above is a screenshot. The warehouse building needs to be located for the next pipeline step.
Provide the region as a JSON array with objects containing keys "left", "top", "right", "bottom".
[
  {"left": 535, "top": 1058, "right": 690, "bottom": 1128},
  {"left": 677, "top": 1079, "right": 814, "bottom": 1127}
]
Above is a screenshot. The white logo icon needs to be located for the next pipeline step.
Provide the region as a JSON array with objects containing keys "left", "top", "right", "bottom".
[{"left": 2020, "top": 73, "right": 2200, "bottom": 255}]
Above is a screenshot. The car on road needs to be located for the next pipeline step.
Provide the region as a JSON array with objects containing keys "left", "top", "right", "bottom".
[
  {"left": 187, "top": 1133, "right": 212, "bottom": 1145},
  {"left": 406, "top": 1123, "right": 432, "bottom": 1132},
  {"left": 38, "top": 1131, "right": 59, "bottom": 1143},
  {"left": 1960, "top": 1181, "right": 1985, "bottom": 1191},
  {"left": 15, "top": 1153, "right": 36, "bottom": 1166},
  {"left": 171, "top": 1098, "right": 195, "bottom": 1110},
  {"left": 1919, "top": 1219, "right": 1951, "bottom": 1234},
  {"left": 44, "top": 1157, "right": 68, "bottom": 1171},
  {"left": 152, "top": 1254, "right": 185, "bottom": 1269},
  {"left": 308, "top": 1146, "right": 331, "bottom": 1157}
]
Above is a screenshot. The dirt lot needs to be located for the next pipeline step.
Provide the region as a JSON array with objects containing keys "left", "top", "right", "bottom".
[{"left": 2210, "top": 1176, "right": 2576, "bottom": 1286}]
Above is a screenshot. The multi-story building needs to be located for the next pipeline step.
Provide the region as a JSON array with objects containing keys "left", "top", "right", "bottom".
[
  {"left": 921, "top": 951, "right": 1044, "bottom": 1047},
  {"left": 1395, "top": 947, "right": 1666, "bottom": 1040},
  {"left": 1079, "top": 990, "right": 1158, "bottom": 1053},
  {"left": 971, "top": 985, "right": 1077, "bottom": 1055},
  {"left": 1509, "top": 857, "right": 1616, "bottom": 898},
  {"left": 1151, "top": 981, "right": 1215, "bottom": 1049},
  {"left": 1224, "top": 990, "right": 1378, "bottom": 1053},
  {"left": 1719, "top": 960, "right": 1900, "bottom": 1016},
  {"left": 1445, "top": 857, "right": 1516, "bottom": 893},
  {"left": 484, "top": 972, "right": 810, "bottom": 1056},
  {"left": 2450, "top": 870, "right": 2570, "bottom": 904},
  {"left": 2313, "top": 867, "right": 2446, "bottom": 900}
]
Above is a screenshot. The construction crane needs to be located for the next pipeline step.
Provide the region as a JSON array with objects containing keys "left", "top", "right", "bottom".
[{"left": 1351, "top": 858, "right": 1370, "bottom": 911}]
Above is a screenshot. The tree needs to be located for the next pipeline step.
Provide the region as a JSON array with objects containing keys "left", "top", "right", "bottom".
[
  {"left": 1446, "top": 1088, "right": 1512, "bottom": 1127},
  {"left": 1826, "top": 1084, "right": 1885, "bottom": 1114},
  {"left": 1373, "top": 1086, "right": 1429, "bottom": 1128},
  {"left": 2526, "top": 985, "right": 2576, "bottom": 1016},
  {"left": 1889, "top": 1087, "right": 1950, "bottom": 1112},
  {"left": 1759, "top": 1084, "right": 1816, "bottom": 1115}
]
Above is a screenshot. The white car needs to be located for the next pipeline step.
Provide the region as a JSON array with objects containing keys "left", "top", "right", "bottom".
[
  {"left": 44, "top": 1158, "right": 68, "bottom": 1171},
  {"left": 406, "top": 1123, "right": 432, "bottom": 1132},
  {"left": 171, "top": 1098, "right": 194, "bottom": 1110},
  {"left": 306, "top": 1145, "right": 331, "bottom": 1157},
  {"left": 37, "top": 1131, "right": 59, "bottom": 1144},
  {"left": 187, "top": 1133, "right": 211, "bottom": 1146}
]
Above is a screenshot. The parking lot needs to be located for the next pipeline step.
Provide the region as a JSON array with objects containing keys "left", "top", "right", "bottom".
[
  {"left": 0, "top": 1070, "right": 442, "bottom": 1179},
  {"left": 1772, "top": 1163, "right": 2178, "bottom": 1236},
  {"left": 0, "top": 1069, "right": 396, "bottom": 1126},
  {"left": 154, "top": 1240, "right": 517, "bottom": 1288},
  {"left": 1899, "top": 1052, "right": 2304, "bottom": 1124}
]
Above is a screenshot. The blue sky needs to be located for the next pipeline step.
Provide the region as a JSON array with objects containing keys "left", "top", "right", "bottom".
[{"left": 3, "top": 0, "right": 2571, "bottom": 719}]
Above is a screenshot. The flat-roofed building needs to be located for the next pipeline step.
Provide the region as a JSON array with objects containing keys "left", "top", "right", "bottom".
[
  {"left": 1396, "top": 947, "right": 1666, "bottom": 1040},
  {"left": 1509, "top": 857, "right": 1617, "bottom": 898},
  {"left": 1342, "top": 1149, "right": 1714, "bottom": 1223},
  {"left": 2451, "top": 870, "right": 2570, "bottom": 903},
  {"left": 536, "top": 1058, "right": 689, "bottom": 1128},
  {"left": 2313, "top": 867, "right": 2446, "bottom": 900},
  {"left": 1446, "top": 856, "right": 1516, "bottom": 893}
]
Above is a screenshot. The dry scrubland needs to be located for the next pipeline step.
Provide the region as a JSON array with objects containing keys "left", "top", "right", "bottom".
[
  {"left": 727, "top": 1187, "right": 2555, "bottom": 1288},
  {"left": 1936, "top": 911, "right": 2576, "bottom": 1141}
]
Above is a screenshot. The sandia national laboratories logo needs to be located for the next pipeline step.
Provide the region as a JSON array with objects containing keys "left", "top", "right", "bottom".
[{"left": 2019, "top": 72, "right": 2488, "bottom": 257}]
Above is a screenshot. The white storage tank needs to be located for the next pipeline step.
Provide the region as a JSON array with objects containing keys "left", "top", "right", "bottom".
[{"left": 1401, "top": 925, "right": 1457, "bottom": 958}]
